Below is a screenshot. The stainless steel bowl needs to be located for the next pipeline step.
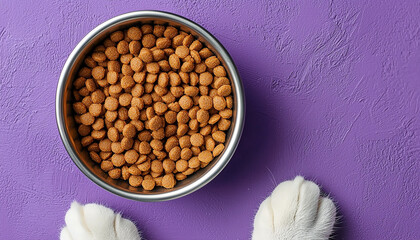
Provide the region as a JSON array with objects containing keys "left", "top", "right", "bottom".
[{"left": 56, "top": 11, "right": 245, "bottom": 201}]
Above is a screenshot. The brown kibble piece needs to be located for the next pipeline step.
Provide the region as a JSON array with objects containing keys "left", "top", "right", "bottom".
[
  {"left": 123, "top": 123, "right": 136, "bottom": 138},
  {"left": 198, "top": 150, "right": 213, "bottom": 163},
  {"left": 101, "top": 160, "right": 114, "bottom": 172},
  {"left": 199, "top": 72, "right": 213, "bottom": 86},
  {"left": 176, "top": 160, "right": 188, "bottom": 172},
  {"left": 142, "top": 34, "right": 156, "bottom": 48},
  {"left": 190, "top": 133, "right": 204, "bottom": 147},
  {"left": 169, "top": 146, "right": 181, "bottom": 160},
  {"left": 198, "top": 96, "right": 213, "bottom": 110},
  {"left": 205, "top": 56, "right": 220, "bottom": 68},
  {"left": 89, "top": 104, "right": 102, "bottom": 117},
  {"left": 111, "top": 153, "right": 125, "bottom": 167},
  {"left": 213, "top": 65, "right": 226, "bottom": 77},
  {"left": 108, "top": 168, "right": 121, "bottom": 179},
  {"left": 162, "top": 174, "right": 176, "bottom": 189},
  {"left": 218, "top": 85, "right": 232, "bottom": 96},
  {"left": 105, "top": 46, "right": 119, "bottom": 60},
  {"left": 151, "top": 160, "right": 163, "bottom": 173},
  {"left": 142, "top": 179, "right": 155, "bottom": 190},
  {"left": 175, "top": 45, "right": 189, "bottom": 58},
  {"left": 213, "top": 96, "right": 226, "bottom": 111},
  {"left": 212, "top": 131, "right": 226, "bottom": 143},
  {"left": 127, "top": 27, "right": 142, "bottom": 40},
  {"left": 80, "top": 113, "right": 95, "bottom": 125},
  {"left": 169, "top": 54, "right": 181, "bottom": 69},
  {"left": 129, "top": 175, "right": 143, "bottom": 187},
  {"left": 213, "top": 144, "right": 224, "bottom": 157},
  {"left": 179, "top": 95, "right": 193, "bottom": 110},
  {"left": 196, "top": 109, "right": 209, "bottom": 123},
  {"left": 139, "top": 141, "right": 151, "bottom": 154},
  {"left": 104, "top": 97, "right": 119, "bottom": 111}
]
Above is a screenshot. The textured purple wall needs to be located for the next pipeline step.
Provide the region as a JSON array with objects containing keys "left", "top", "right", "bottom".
[{"left": 0, "top": 0, "right": 419, "bottom": 239}]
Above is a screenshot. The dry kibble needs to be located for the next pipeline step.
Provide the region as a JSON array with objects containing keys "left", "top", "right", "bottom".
[
  {"left": 123, "top": 123, "right": 136, "bottom": 138},
  {"left": 142, "top": 179, "right": 155, "bottom": 190},
  {"left": 111, "top": 142, "right": 124, "bottom": 154},
  {"left": 213, "top": 65, "right": 226, "bottom": 77},
  {"left": 179, "top": 95, "right": 193, "bottom": 109},
  {"left": 139, "top": 141, "right": 151, "bottom": 154},
  {"left": 190, "top": 133, "right": 204, "bottom": 147},
  {"left": 181, "top": 148, "right": 193, "bottom": 160},
  {"left": 146, "top": 62, "right": 160, "bottom": 74},
  {"left": 129, "top": 175, "right": 143, "bottom": 187},
  {"left": 91, "top": 130, "right": 106, "bottom": 140},
  {"left": 140, "top": 48, "right": 153, "bottom": 63},
  {"left": 130, "top": 57, "right": 144, "bottom": 72},
  {"left": 127, "top": 27, "right": 142, "bottom": 40},
  {"left": 107, "top": 71, "right": 119, "bottom": 84},
  {"left": 107, "top": 127, "right": 119, "bottom": 142},
  {"left": 219, "top": 109, "right": 233, "bottom": 119},
  {"left": 162, "top": 174, "right": 176, "bottom": 189},
  {"left": 91, "top": 90, "right": 105, "bottom": 104},
  {"left": 153, "top": 102, "right": 168, "bottom": 115},
  {"left": 122, "top": 64, "right": 134, "bottom": 75},
  {"left": 169, "top": 146, "right": 181, "bottom": 160},
  {"left": 151, "top": 160, "right": 163, "bottom": 173},
  {"left": 218, "top": 85, "right": 232, "bottom": 96},
  {"left": 208, "top": 114, "right": 221, "bottom": 125},
  {"left": 80, "top": 112, "right": 95, "bottom": 125},
  {"left": 212, "top": 131, "right": 226, "bottom": 143},
  {"left": 121, "top": 76, "right": 135, "bottom": 89},
  {"left": 205, "top": 56, "right": 220, "bottom": 68},
  {"left": 73, "top": 23, "right": 233, "bottom": 190},
  {"left": 198, "top": 96, "right": 213, "bottom": 110},
  {"left": 111, "top": 153, "right": 125, "bottom": 167},
  {"left": 110, "top": 31, "right": 124, "bottom": 42},
  {"left": 92, "top": 52, "right": 106, "bottom": 62},
  {"left": 73, "top": 102, "right": 87, "bottom": 114},
  {"left": 108, "top": 168, "right": 121, "bottom": 179},
  {"left": 78, "top": 124, "right": 91, "bottom": 136},
  {"left": 188, "top": 157, "right": 200, "bottom": 168},
  {"left": 196, "top": 109, "right": 209, "bottom": 123},
  {"left": 142, "top": 34, "right": 156, "bottom": 48},
  {"left": 105, "top": 47, "right": 119, "bottom": 61},
  {"left": 198, "top": 150, "right": 213, "bottom": 163},
  {"left": 90, "top": 151, "right": 101, "bottom": 163},
  {"left": 218, "top": 118, "right": 231, "bottom": 130},
  {"left": 89, "top": 104, "right": 102, "bottom": 117},
  {"left": 213, "top": 96, "right": 226, "bottom": 111},
  {"left": 169, "top": 54, "right": 181, "bottom": 69},
  {"left": 117, "top": 40, "right": 129, "bottom": 54},
  {"left": 101, "top": 161, "right": 114, "bottom": 172},
  {"left": 213, "top": 144, "right": 224, "bottom": 157},
  {"left": 138, "top": 160, "right": 151, "bottom": 171},
  {"left": 175, "top": 45, "right": 189, "bottom": 58},
  {"left": 104, "top": 97, "right": 119, "bottom": 111}
]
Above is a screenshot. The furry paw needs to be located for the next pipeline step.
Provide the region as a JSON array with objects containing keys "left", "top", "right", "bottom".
[
  {"left": 60, "top": 202, "right": 141, "bottom": 240},
  {"left": 252, "top": 176, "right": 336, "bottom": 240}
]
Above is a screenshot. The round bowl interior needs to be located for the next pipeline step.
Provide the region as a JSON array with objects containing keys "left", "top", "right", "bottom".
[{"left": 56, "top": 11, "right": 244, "bottom": 201}]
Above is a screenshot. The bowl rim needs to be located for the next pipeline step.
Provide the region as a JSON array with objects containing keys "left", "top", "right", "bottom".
[{"left": 56, "top": 10, "right": 245, "bottom": 201}]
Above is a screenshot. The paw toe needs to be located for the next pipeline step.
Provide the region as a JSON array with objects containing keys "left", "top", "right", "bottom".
[
  {"left": 313, "top": 197, "right": 337, "bottom": 238},
  {"left": 295, "top": 180, "right": 321, "bottom": 227}
]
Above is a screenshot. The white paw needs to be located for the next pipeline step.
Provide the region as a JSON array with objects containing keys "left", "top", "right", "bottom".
[
  {"left": 60, "top": 202, "right": 142, "bottom": 240},
  {"left": 252, "top": 176, "right": 337, "bottom": 240}
]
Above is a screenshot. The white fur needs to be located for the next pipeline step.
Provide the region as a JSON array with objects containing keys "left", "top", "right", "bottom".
[
  {"left": 252, "top": 176, "right": 337, "bottom": 240},
  {"left": 60, "top": 202, "right": 141, "bottom": 240}
]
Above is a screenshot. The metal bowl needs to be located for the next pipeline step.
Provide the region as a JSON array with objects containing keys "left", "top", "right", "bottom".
[{"left": 56, "top": 11, "right": 245, "bottom": 201}]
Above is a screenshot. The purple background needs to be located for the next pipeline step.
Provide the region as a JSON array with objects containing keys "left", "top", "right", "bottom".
[{"left": 0, "top": 0, "right": 419, "bottom": 239}]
